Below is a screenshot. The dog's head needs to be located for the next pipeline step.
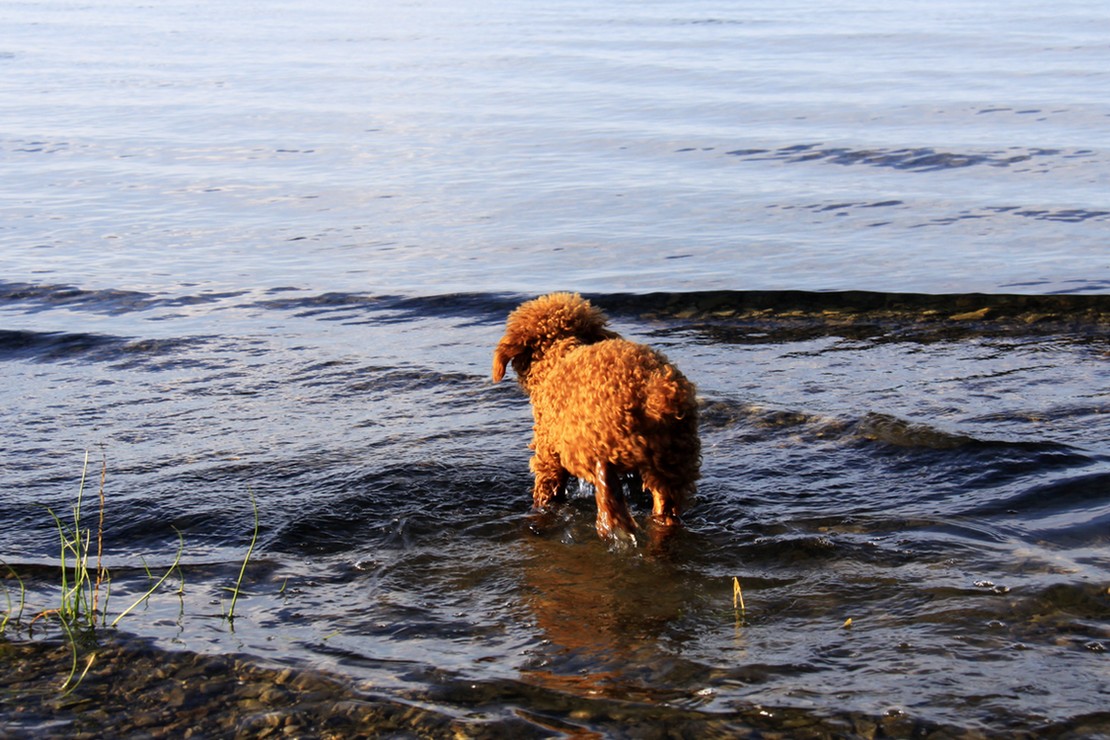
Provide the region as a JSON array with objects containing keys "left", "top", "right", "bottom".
[{"left": 493, "top": 292, "right": 618, "bottom": 386}]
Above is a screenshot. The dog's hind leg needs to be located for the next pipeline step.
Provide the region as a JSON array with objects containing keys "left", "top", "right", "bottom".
[
  {"left": 592, "top": 461, "right": 637, "bottom": 540},
  {"left": 641, "top": 471, "right": 683, "bottom": 528},
  {"left": 649, "top": 491, "right": 681, "bottom": 528},
  {"left": 531, "top": 451, "right": 568, "bottom": 510}
]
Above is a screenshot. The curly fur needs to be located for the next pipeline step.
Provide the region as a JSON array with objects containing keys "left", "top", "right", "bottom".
[{"left": 493, "top": 293, "right": 701, "bottom": 539}]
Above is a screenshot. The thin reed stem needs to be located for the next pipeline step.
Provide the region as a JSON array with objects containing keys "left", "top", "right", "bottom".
[
  {"left": 56, "top": 615, "right": 80, "bottom": 692},
  {"left": 92, "top": 455, "right": 107, "bottom": 620},
  {"left": 1, "top": 564, "right": 26, "bottom": 631},
  {"left": 109, "top": 528, "right": 184, "bottom": 628},
  {"left": 733, "top": 576, "right": 746, "bottom": 629},
  {"left": 226, "top": 489, "right": 259, "bottom": 623}
]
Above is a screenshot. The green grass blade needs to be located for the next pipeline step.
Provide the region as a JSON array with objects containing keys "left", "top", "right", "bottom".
[
  {"left": 226, "top": 490, "right": 259, "bottom": 623},
  {"left": 109, "top": 528, "right": 185, "bottom": 628},
  {"left": 46, "top": 507, "right": 77, "bottom": 621},
  {"left": 56, "top": 616, "right": 80, "bottom": 692},
  {"left": 1, "top": 564, "right": 25, "bottom": 631}
]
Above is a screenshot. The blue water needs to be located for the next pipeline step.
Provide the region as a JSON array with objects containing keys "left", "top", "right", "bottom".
[
  {"left": 2, "top": 0, "right": 1108, "bottom": 297},
  {"left": 1, "top": 1, "right": 1109, "bottom": 737}
]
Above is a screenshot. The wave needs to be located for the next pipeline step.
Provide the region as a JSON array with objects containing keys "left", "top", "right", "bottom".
[
  {"left": 701, "top": 400, "right": 1101, "bottom": 462},
  {"left": 697, "top": 395, "right": 1108, "bottom": 551},
  {"left": 0, "top": 327, "right": 206, "bottom": 366},
  {"left": 246, "top": 288, "right": 1110, "bottom": 341},
  {"left": 5, "top": 281, "right": 1108, "bottom": 320},
  {"left": 0, "top": 328, "right": 124, "bottom": 362},
  {"left": 0, "top": 281, "right": 248, "bottom": 316},
  {"left": 253, "top": 290, "right": 522, "bottom": 325},
  {"left": 586, "top": 289, "right": 1110, "bottom": 320},
  {"left": 4, "top": 282, "right": 1106, "bottom": 370},
  {"left": 3, "top": 280, "right": 1108, "bottom": 328},
  {"left": 718, "top": 143, "right": 1096, "bottom": 173},
  {"left": 961, "top": 469, "right": 1110, "bottom": 548}
]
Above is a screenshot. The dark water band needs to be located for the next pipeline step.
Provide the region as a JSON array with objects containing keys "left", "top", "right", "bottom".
[
  {"left": 586, "top": 290, "right": 1110, "bottom": 335},
  {"left": 3, "top": 281, "right": 1108, "bottom": 328}
]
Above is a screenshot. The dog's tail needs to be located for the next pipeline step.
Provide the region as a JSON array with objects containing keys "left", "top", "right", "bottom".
[{"left": 643, "top": 364, "right": 697, "bottom": 423}]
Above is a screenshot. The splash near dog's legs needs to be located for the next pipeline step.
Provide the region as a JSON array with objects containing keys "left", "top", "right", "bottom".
[{"left": 592, "top": 461, "right": 636, "bottom": 540}]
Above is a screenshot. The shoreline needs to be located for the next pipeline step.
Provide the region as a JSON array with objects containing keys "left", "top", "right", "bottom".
[{"left": 5, "top": 631, "right": 1105, "bottom": 739}]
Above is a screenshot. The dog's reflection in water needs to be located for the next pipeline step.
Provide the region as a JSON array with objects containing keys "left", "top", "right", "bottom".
[{"left": 516, "top": 528, "right": 701, "bottom": 704}]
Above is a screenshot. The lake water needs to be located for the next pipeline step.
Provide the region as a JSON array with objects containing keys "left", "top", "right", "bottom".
[{"left": 1, "top": 1, "right": 1108, "bottom": 737}]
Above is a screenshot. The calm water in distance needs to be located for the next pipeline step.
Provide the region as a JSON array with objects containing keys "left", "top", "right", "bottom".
[{"left": 2, "top": 0, "right": 1109, "bottom": 297}]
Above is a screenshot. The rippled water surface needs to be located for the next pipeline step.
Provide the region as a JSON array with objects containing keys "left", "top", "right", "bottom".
[
  {"left": 3, "top": 0, "right": 1109, "bottom": 295},
  {"left": 2, "top": 0, "right": 1109, "bottom": 737}
]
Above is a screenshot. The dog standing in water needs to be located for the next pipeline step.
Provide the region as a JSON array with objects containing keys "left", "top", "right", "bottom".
[{"left": 493, "top": 293, "right": 701, "bottom": 540}]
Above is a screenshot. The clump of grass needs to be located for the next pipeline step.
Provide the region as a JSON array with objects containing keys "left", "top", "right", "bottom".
[
  {"left": 4, "top": 452, "right": 186, "bottom": 693},
  {"left": 37, "top": 450, "right": 110, "bottom": 631},
  {"left": 2, "top": 452, "right": 263, "bottom": 690}
]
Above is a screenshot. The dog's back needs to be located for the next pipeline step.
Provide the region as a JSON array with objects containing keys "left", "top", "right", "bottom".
[{"left": 532, "top": 338, "right": 699, "bottom": 489}]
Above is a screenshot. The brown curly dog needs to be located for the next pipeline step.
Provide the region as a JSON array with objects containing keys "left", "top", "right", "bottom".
[{"left": 493, "top": 293, "right": 701, "bottom": 540}]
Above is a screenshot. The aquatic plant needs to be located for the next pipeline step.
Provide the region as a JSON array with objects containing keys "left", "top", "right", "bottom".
[
  {"left": 108, "top": 528, "right": 184, "bottom": 629},
  {"left": 35, "top": 453, "right": 184, "bottom": 633},
  {"left": 1, "top": 563, "right": 26, "bottom": 633},
  {"left": 38, "top": 451, "right": 110, "bottom": 630},
  {"left": 732, "top": 576, "right": 746, "bottom": 629},
  {"left": 1, "top": 452, "right": 185, "bottom": 692},
  {"left": 225, "top": 488, "right": 259, "bottom": 624}
]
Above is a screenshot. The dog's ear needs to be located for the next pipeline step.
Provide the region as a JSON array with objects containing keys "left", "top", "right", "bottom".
[{"left": 492, "top": 338, "right": 522, "bottom": 383}]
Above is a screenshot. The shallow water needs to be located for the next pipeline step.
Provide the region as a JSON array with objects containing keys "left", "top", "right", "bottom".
[
  {"left": 2, "top": 0, "right": 1110, "bottom": 736},
  {"left": 2, "top": 289, "right": 1108, "bottom": 736}
]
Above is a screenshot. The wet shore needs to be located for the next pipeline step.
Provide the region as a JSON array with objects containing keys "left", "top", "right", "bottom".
[
  {"left": 591, "top": 290, "right": 1110, "bottom": 341},
  {"left": 4, "top": 631, "right": 1108, "bottom": 738}
]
